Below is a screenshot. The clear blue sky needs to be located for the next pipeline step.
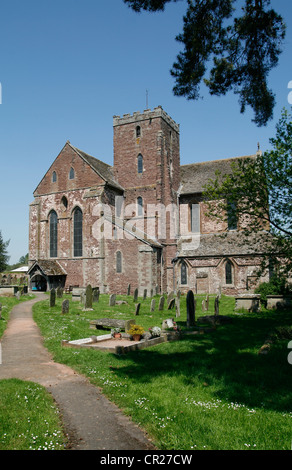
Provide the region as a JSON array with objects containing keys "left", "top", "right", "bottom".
[{"left": 0, "top": 0, "right": 291, "bottom": 264}]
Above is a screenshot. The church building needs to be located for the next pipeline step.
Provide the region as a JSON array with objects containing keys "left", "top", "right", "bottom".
[{"left": 28, "top": 106, "right": 270, "bottom": 295}]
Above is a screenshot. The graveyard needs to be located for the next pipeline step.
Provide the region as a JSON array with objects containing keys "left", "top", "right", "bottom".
[{"left": 29, "top": 287, "right": 292, "bottom": 450}]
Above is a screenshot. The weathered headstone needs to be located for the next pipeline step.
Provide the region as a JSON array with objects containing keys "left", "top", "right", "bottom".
[
  {"left": 186, "top": 290, "right": 196, "bottom": 327},
  {"left": 85, "top": 285, "right": 93, "bottom": 309},
  {"left": 168, "top": 298, "right": 175, "bottom": 310},
  {"left": 175, "top": 297, "right": 181, "bottom": 317},
  {"left": 7, "top": 274, "right": 11, "bottom": 285},
  {"left": 206, "top": 294, "right": 209, "bottom": 311},
  {"left": 135, "top": 303, "right": 141, "bottom": 316},
  {"left": 133, "top": 288, "right": 138, "bottom": 302},
  {"left": 167, "top": 291, "right": 174, "bottom": 304},
  {"left": 72, "top": 287, "right": 85, "bottom": 302},
  {"left": 15, "top": 291, "right": 21, "bottom": 300},
  {"left": 56, "top": 287, "right": 63, "bottom": 298},
  {"left": 109, "top": 294, "right": 116, "bottom": 306},
  {"left": 162, "top": 318, "right": 174, "bottom": 330},
  {"left": 150, "top": 299, "right": 155, "bottom": 312},
  {"left": 201, "top": 299, "right": 206, "bottom": 312},
  {"left": 143, "top": 289, "right": 147, "bottom": 300},
  {"left": 158, "top": 296, "right": 165, "bottom": 311},
  {"left": 127, "top": 284, "right": 131, "bottom": 296},
  {"left": 62, "top": 299, "right": 69, "bottom": 314},
  {"left": 92, "top": 288, "right": 100, "bottom": 303},
  {"left": 155, "top": 284, "right": 159, "bottom": 295},
  {"left": 150, "top": 288, "right": 153, "bottom": 298},
  {"left": 50, "top": 288, "right": 56, "bottom": 307},
  {"left": 214, "top": 295, "right": 220, "bottom": 316},
  {"left": 80, "top": 291, "right": 86, "bottom": 306}
]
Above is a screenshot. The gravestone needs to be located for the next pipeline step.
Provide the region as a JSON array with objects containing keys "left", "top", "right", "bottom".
[
  {"left": 158, "top": 296, "right": 165, "bottom": 311},
  {"left": 143, "top": 289, "right": 147, "bottom": 300},
  {"left": 162, "top": 318, "right": 174, "bottom": 330},
  {"left": 214, "top": 295, "right": 220, "bottom": 316},
  {"left": 7, "top": 274, "right": 11, "bottom": 285},
  {"left": 201, "top": 299, "right": 206, "bottom": 312},
  {"left": 16, "top": 291, "right": 21, "bottom": 300},
  {"left": 85, "top": 285, "right": 93, "bottom": 309},
  {"left": 206, "top": 294, "right": 209, "bottom": 311},
  {"left": 155, "top": 284, "right": 159, "bottom": 295},
  {"left": 127, "top": 284, "right": 131, "bottom": 296},
  {"left": 175, "top": 297, "right": 180, "bottom": 318},
  {"left": 80, "top": 291, "right": 86, "bottom": 306},
  {"left": 168, "top": 298, "right": 175, "bottom": 310},
  {"left": 150, "top": 299, "right": 155, "bottom": 312},
  {"left": 50, "top": 288, "right": 56, "bottom": 307},
  {"left": 92, "top": 287, "right": 100, "bottom": 303},
  {"left": 135, "top": 303, "right": 141, "bottom": 316},
  {"left": 186, "top": 290, "right": 196, "bottom": 327},
  {"left": 109, "top": 294, "right": 116, "bottom": 306},
  {"left": 72, "top": 287, "right": 86, "bottom": 302},
  {"left": 167, "top": 291, "right": 174, "bottom": 304},
  {"left": 62, "top": 299, "right": 69, "bottom": 314},
  {"left": 150, "top": 288, "right": 153, "bottom": 298},
  {"left": 57, "top": 287, "right": 63, "bottom": 299},
  {"left": 133, "top": 288, "right": 138, "bottom": 302}
]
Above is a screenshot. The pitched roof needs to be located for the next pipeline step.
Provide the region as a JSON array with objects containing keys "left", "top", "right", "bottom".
[
  {"left": 104, "top": 214, "right": 163, "bottom": 249},
  {"left": 177, "top": 230, "right": 273, "bottom": 258},
  {"left": 180, "top": 154, "right": 258, "bottom": 195},
  {"left": 28, "top": 260, "right": 67, "bottom": 277},
  {"left": 69, "top": 143, "right": 124, "bottom": 192}
]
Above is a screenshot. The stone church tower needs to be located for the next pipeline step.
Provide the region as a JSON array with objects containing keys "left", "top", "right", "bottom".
[{"left": 113, "top": 106, "right": 180, "bottom": 291}]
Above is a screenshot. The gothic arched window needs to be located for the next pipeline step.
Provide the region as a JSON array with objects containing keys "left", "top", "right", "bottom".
[
  {"left": 137, "top": 154, "right": 143, "bottom": 174},
  {"left": 49, "top": 210, "right": 58, "bottom": 258},
  {"left": 52, "top": 171, "right": 57, "bottom": 183},
  {"left": 181, "top": 261, "right": 187, "bottom": 285},
  {"left": 69, "top": 167, "right": 75, "bottom": 180},
  {"left": 73, "top": 207, "right": 83, "bottom": 257},
  {"left": 225, "top": 260, "right": 233, "bottom": 285}
]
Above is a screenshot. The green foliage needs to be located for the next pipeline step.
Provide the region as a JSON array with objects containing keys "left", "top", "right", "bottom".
[
  {"left": 255, "top": 276, "right": 292, "bottom": 304},
  {"left": 0, "top": 231, "right": 10, "bottom": 272},
  {"left": 124, "top": 0, "right": 286, "bottom": 126},
  {"left": 203, "top": 108, "right": 292, "bottom": 275}
]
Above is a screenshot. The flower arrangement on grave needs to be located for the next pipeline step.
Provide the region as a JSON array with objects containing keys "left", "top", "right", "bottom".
[
  {"left": 172, "top": 321, "right": 181, "bottom": 332},
  {"left": 111, "top": 327, "right": 122, "bottom": 339},
  {"left": 128, "top": 325, "right": 144, "bottom": 341},
  {"left": 149, "top": 326, "right": 161, "bottom": 338}
]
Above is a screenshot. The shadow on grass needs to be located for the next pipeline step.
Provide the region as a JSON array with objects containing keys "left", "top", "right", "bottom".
[{"left": 113, "top": 310, "right": 292, "bottom": 413}]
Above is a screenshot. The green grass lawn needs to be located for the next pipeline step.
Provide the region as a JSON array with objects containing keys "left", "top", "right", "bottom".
[
  {"left": 0, "top": 379, "right": 68, "bottom": 450},
  {"left": 31, "top": 292, "right": 292, "bottom": 450}
]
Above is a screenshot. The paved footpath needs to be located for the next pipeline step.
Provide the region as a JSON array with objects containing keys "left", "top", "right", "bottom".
[{"left": 0, "top": 294, "right": 155, "bottom": 450}]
